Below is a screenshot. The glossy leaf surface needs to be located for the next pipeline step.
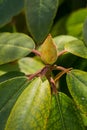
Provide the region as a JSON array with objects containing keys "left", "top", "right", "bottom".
[
  {"left": 0, "top": 76, "right": 29, "bottom": 130},
  {"left": 18, "top": 57, "right": 44, "bottom": 74},
  {"left": 0, "top": 33, "right": 35, "bottom": 65},
  {"left": 25, "top": 0, "right": 59, "bottom": 44},
  {"left": 5, "top": 78, "right": 51, "bottom": 130},
  {"left": 46, "top": 92, "right": 84, "bottom": 130},
  {"left": 54, "top": 35, "right": 77, "bottom": 52},
  {"left": 65, "top": 40, "right": 87, "bottom": 59},
  {"left": 0, "top": 57, "right": 44, "bottom": 75},
  {"left": 66, "top": 69, "right": 87, "bottom": 114},
  {"left": 0, "top": 0, "right": 24, "bottom": 27}
]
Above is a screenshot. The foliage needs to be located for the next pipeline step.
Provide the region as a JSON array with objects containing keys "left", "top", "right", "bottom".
[{"left": 0, "top": 0, "right": 87, "bottom": 130}]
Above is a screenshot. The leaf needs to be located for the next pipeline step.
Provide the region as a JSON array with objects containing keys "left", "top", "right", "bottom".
[
  {"left": 66, "top": 8, "right": 87, "bottom": 38},
  {"left": 0, "top": 76, "right": 29, "bottom": 130},
  {"left": 0, "top": 62, "right": 20, "bottom": 75},
  {"left": 25, "top": 0, "right": 59, "bottom": 44},
  {"left": 0, "top": 32, "right": 35, "bottom": 65},
  {"left": 0, "top": 71, "right": 25, "bottom": 83},
  {"left": 66, "top": 69, "right": 87, "bottom": 115},
  {"left": 40, "top": 34, "right": 58, "bottom": 64},
  {"left": 0, "top": 57, "right": 44, "bottom": 75},
  {"left": 83, "top": 18, "right": 87, "bottom": 46},
  {"left": 81, "top": 113, "right": 87, "bottom": 127},
  {"left": 5, "top": 78, "right": 51, "bottom": 130},
  {"left": 18, "top": 57, "right": 44, "bottom": 74},
  {"left": 65, "top": 40, "right": 87, "bottom": 59},
  {"left": 46, "top": 92, "right": 85, "bottom": 130},
  {"left": 53, "top": 35, "right": 77, "bottom": 52},
  {"left": 0, "top": 0, "right": 24, "bottom": 27}
]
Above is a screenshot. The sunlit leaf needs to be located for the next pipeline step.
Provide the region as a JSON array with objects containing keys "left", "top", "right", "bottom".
[
  {"left": 66, "top": 69, "right": 87, "bottom": 115},
  {"left": 0, "top": 57, "right": 44, "bottom": 75},
  {"left": 5, "top": 78, "right": 51, "bottom": 130},
  {"left": 18, "top": 57, "right": 44, "bottom": 74},
  {"left": 53, "top": 35, "right": 77, "bottom": 52},
  {"left": 65, "top": 40, "right": 87, "bottom": 59}
]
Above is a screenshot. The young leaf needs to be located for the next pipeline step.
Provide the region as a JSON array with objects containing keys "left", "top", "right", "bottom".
[
  {"left": 40, "top": 34, "right": 58, "bottom": 64},
  {"left": 5, "top": 78, "right": 51, "bottom": 130},
  {"left": 66, "top": 69, "right": 87, "bottom": 115},
  {"left": 0, "top": 0, "right": 24, "bottom": 27},
  {"left": 65, "top": 40, "right": 87, "bottom": 59},
  {"left": 25, "top": 0, "right": 59, "bottom": 44},
  {"left": 0, "top": 76, "right": 29, "bottom": 130},
  {"left": 46, "top": 92, "right": 85, "bottom": 130},
  {"left": 0, "top": 33, "right": 35, "bottom": 65}
]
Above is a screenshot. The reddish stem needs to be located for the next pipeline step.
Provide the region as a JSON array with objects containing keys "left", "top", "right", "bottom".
[
  {"left": 32, "top": 49, "right": 41, "bottom": 56},
  {"left": 58, "top": 50, "right": 67, "bottom": 57}
]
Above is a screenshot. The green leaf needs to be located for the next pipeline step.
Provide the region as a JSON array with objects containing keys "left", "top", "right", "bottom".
[
  {"left": 65, "top": 40, "right": 87, "bottom": 59},
  {"left": 5, "top": 78, "right": 51, "bottom": 130},
  {"left": 81, "top": 113, "right": 87, "bottom": 127},
  {"left": 66, "top": 8, "right": 87, "bottom": 38},
  {"left": 53, "top": 35, "right": 77, "bottom": 52},
  {"left": 0, "top": 57, "right": 44, "bottom": 75},
  {"left": 0, "top": 0, "right": 24, "bottom": 27},
  {"left": 0, "top": 76, "right": 29, "bottom": 130},
  {"left": 0, "top": 62, "right": 20, "bottom": 75},
  {"left": 0, "top": 71, "right": 25, "bottom": 83},
  {"left": 83, "top": 18, "right": 87, "bottom": 46},
  {"left": 18, "top": 57, "right": 44, "bottom": 74},
  {"left": 25, "top": 0, "right": 59, "bottom": 44},
  {"left": 66, "top": 69, "right": 87, "bottom": 115},
  {"left": 0, "top": 32, "right": 35, "bottom": 65},
  {"left": 46, "top": 92, "right": 84, "bottom": 130}
]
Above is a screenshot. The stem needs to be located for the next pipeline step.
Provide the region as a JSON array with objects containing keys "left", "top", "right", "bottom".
[
  {"left": 49, "top": 77, "right": 58, "bottom": 94},
  {"left": 27, "top": 65, "right": 50, "bottom": 80},
  {"left": 54, "top": 68, "right": 72, "bottom": 82},
  {"left": 32, "top": 49, "right": 41, "bottom": 56},
  {"left": 58, "top": 50, "right": 67, "bottom": 57},
  {"left": 53, "top": 65, "right": 72, "bottom": 71}
]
